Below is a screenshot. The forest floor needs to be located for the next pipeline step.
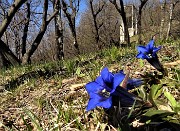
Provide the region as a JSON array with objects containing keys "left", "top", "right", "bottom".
[{"left": 0, "top": 39, "right": 179, "bottom": 131}]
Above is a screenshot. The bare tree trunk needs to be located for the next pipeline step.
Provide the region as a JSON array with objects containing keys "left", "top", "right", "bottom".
[
  {"left": 61, "top": 0, "right": 80, "bottom": 54},
  {"left": 1, "top": 8, "right": 9, "bottom": 46},
  {"left": 109, "top": 0, "right": 130, "bottom": 46},
  {"left": 160, "top": 0, "right": 166, "bottom": 39},
  {"left": 0, "top": 52, "right": 11, "bottom": 69},
  {"left": 166, "top": 3, "right": 173, "bottom": 39},
  {"left": 137, "top": 0, "right": 148, "bottom": 44},
  {"left": 89, "top": 0, "right": 105, "bottom": 49},
  {"left": 14, "top": 30, "right": 20, "bottom": 59},
  {"left": 119, "top": 0, "right": 130, "bottom": 45},
  {"left": 22, "top": 2, "right": 30, "bottom": 57},
  {"left": 54, "top": 0, "right": 64, "bottom": 60},
  {"left": 0, "top": 0, "right": 26, "bottom": 68},
  {"left": 166, "top": 0, "right": 179, "bottom": 40},
  {"left": 21, "top": 0, "right": 58, "bottom": 64},
  {"left": 0, "top": 39, "right": 21, "bottom": 66}
]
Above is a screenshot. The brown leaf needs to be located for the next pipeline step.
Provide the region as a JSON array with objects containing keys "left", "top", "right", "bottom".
[{"left": 164, "top": 60, "right": 180, "bottom": 67}]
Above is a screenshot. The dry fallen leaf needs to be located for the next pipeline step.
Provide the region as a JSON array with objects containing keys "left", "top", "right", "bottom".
[
  {"left": 69, "top": 83, "right": 86, "bottom": 91},
  {"left": 164, "top": 60, "right": 180, "bottom": 67}
]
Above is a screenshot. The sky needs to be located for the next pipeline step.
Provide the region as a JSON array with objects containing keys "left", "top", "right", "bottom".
[
  {"left": 78, "top": 0, "right": 137, "bottom": 13},
  {"left": 76, "top": 0, "right": 88, "bottom": 25},
  {"left": 79, "top": 0, "right": 88, "bottom": 13}
]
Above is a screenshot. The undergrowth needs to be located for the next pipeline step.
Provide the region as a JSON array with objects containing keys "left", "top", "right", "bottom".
[{"left": 0, "top": 40, "right": 179, "bottom": 131}]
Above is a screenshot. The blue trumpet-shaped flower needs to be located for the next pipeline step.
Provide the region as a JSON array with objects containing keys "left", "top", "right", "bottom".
[
  {"left": 136, "top": 40, "right": 165, "bottom": 73},
  {"left": 85, "top": 67, "right": 125, "bottom": 111},
  {"left": 85, "top": 68, "right": 144, "bottom": 111},
  {"left": 136, "top": 40, "right": 161, "bottom": 59}
]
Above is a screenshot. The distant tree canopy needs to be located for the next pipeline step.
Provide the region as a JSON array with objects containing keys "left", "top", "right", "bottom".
[{"left": 0, "top": 0, "right": 179, "bottom": 68}]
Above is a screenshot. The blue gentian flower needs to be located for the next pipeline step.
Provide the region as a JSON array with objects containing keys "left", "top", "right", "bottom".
[
  {"left": 136, "top": 40, "right": 165, "bottom": 73},
  {"left": 85, "top": 68, "right": 144, "bottom": 111},
  {"left": 85, "top": 67, "right": 125, "bottom": 111}
]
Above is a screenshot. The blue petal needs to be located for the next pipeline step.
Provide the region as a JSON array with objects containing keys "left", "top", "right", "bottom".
[
  {"left": 86, "top": 97, "right": 99, "bottom": 111},
  {"left": 100, "top": 67, "right": 113, "bottom": 83},
  {"left": 97, "top": 96, "right": 112, "bottom": 108},
  {"left": 147, "top": 40, "right": 154, "bottom": 50},
  {"left": 119, "top": 70, "right": 125, "bottom": 75},
  {"left": 95, "top": 76, "right": 112, "bottom": 92},
  {"left": 85, "top": 81, "right": 103, "bottom": 94},
  {"left": 136, "top": 52, "right": 148, "bottom": 59},
  {"left": 112, "top": 72, "right": 125, "bottom": 93},
  {"left": 86, "top": 94, "right": 112, "bottom": 111},
  {"left": 95, "top": 76, "right": 106, "bottom": 87},
  {"left": 137, "top": 46, "right": 148, "bottom": 54},
  {"left": 153, "top": 46, "right": 161, "bottom": 54}
]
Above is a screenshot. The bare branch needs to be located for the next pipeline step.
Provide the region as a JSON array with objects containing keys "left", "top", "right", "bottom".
[
  {"left": 0, "top": 0, "right": 28, "bottom": 38},
  {"left": 109, "top": 0, "right": 121, "bottom": 15},
  {"left": 47, "top": 10, "right": 58, "bottom": 23}
]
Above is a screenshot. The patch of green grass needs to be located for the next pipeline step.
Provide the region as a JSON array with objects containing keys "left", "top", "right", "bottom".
[{"left": 64, "top": 59, "right": 77, "bottom": 75}]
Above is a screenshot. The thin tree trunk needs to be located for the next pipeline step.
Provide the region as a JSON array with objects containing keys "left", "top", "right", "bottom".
[
  {"left": 109, "top": 0, "right": 130, "bottom": 46},
  {"left": 89, "top": 0, "right": 104, "bottom": 49},
  {"left": 119, "top": 0, "right": 130, "bottom": 46},
  {"left": 137, "top": 10, "right": 142, "bottom": 44},
  {"left": 166, "top": 3, "right": 173, "bottom": 39},
  {"left": 160, "top": 0, "right": 166, "bottom": 39},
  {"left": 14, "top": 30, "right": 20, "bottom": 59},
  {"left": 21, "top": 0, "right": 58, "bottom": 64},
  {"left": 166, "top": 0, "right": 179, "bottom": 40},
  {"left": 54, "top": 0, "right": 64, "bottom": 60},
  {"left": 22, "top": 2, "right": 30, "bottom": 57},
  {"left": 61, "top": 0, "right": 80, "bottom": 54},
  {"left": 137, "top": 0, "right": 148, "bottom": 44}
]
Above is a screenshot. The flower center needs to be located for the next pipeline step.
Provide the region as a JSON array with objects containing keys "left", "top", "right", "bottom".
[
  {"left": 147, "top": 53, "right": 152, "bottom": 58},
  {"left": 99, "top": 89, "right": 110, "bottom": 98}
]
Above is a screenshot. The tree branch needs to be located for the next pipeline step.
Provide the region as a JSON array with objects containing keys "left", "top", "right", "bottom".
[
  {"left": 0, "top": 0, "right": 27, "bottom": 38},
  {"left": 47, "top": 10, "right": 58, "bottom": 23}
]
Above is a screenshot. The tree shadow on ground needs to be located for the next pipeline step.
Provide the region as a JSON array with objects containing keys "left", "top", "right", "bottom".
[{"left": 1, "top": 69, "right": 66, "bottom": 91}]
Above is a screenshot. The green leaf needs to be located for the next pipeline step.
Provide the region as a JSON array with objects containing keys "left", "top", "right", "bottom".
[
  {"left": 163, "top": 116, "right": 180, "bottom": 125},
  {"left": 138, "top": 86, "right": 147, "bottom": 101},
  {"left": 139, "top": 59, "right": 144, "bottom": 67},
  {"left": 150, "top": 84, "right": 162, "bottom": 99},
  {"left": 154, "top": 87, "right": 163, "bottom": 99},
  {"left": 23, "top": 108, "right": 43, "bottom": 131},
  {"left": 164, "top": 91, "right": 177, "bottom": 109},
  {"left": 21, "top": 115, "right": 32, "bottom": 130},
  {"left": 174, "top": 106, "right": 180, "bottom": 114},
  {"left": 75, "top": 67, "right": 81, "bottom": 76},
  {"left": 127, "top": 99, "right": 136, "bottom": 119},
  {"left": 144, "top": 109, "right": 174, "bottom": 117},
  {"left": 149, "top": 84, "right": 162, "bottom": 107}
]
